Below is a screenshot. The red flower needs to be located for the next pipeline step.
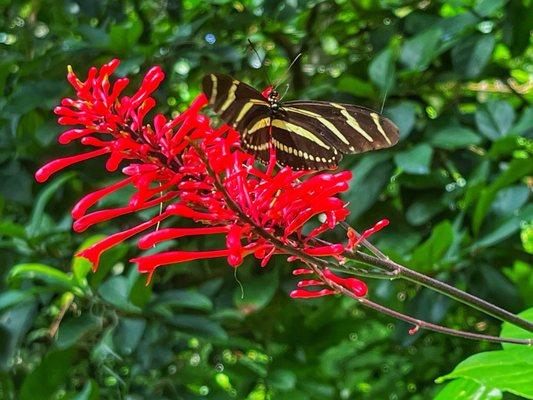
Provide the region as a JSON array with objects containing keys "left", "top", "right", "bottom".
[{"left": 35, "top": 59, "right": 389, "bottom": 297}]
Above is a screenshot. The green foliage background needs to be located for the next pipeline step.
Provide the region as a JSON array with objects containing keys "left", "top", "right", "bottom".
[{"left": 0, "top": 0, "right": 532, "bottom": 399}]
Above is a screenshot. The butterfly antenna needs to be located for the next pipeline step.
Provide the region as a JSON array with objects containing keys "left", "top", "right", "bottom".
[
  {"left": 380, "top": 85, "right": 389, "bottom": 114},
  {"left": 247, "top": 39, "right": 272, "bottom": 87},
  {"left": 279, "top": 83, "right": 290, "bottom": 101},
  {"left": 274, "top": 52, "right": 302, "bottom": 90}
]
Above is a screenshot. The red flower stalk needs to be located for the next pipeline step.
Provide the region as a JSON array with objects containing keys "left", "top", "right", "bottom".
[{"left": 35, "top": 59, "right": 389, "bottom": 296}]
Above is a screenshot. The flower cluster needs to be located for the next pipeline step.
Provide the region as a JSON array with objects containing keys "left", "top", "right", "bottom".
[{"left": 35, "top": 59, "right": 387, "bottom": 299}]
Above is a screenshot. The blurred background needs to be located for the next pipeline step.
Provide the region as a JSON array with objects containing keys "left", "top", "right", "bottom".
[{"left": 0, "top": 0, "right": 532, "bottom": 399}]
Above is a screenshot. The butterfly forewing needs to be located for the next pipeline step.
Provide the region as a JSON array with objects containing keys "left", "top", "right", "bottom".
[
  {"left": 201, "top": 73, "right": 270, "bottom": 132},
  {"left": 284, "top": 101, "right": 399, "bottom": 155}
]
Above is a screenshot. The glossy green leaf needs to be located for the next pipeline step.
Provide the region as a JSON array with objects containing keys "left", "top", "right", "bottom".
[
  {"left": 428, "top": 126, "right": 482, "bottom": 149},
  {"left": 113, "top": 317, "right": 146, "bottom": 355},
  {"left": 8, "top": 263, "right": 76, "bottom": 292},
  {"left": 394, "top": 144, "right": 433, "bottom": 175},
  {"left": 474, "top": 0, "right": 506, "bottom": 17},
  {"left": 368, "top": 47, "right": 396, "bottom": 92},
  {"left": 55, "top": 314, "right": 102, "bottom": 350},
  {"left": 19, "top": 348, "right": 76, "bottom": 400},
  {"left": 346, "top": 154, "right": 394, "bottom": 219},
  {"left": 385, "top": 101, "right": 418, "bottom": 140},
  {"left": 410, "top": 220, "right": 454, "bottom": 271},
  {"left": 475, "top": 101, "right": 516, "bottom": 140},
  {"left": 234, "top": 269, "right": 278, "bottom": 313},
  {"left": 26, "top": 172, "right": 75, "bottom": 237},
  {"left": 73, "top": 380, "right": 100, "bottom": 400},
  {"left": 509, "top": 107, "right": 533, "bottom": 137},
  {"left": 150, "top": 289, "right": 213, "bottom": 311},
  {"left": 406, "top": 197, "right": 446, "bottom": 226},
  {"left": 436, "top": 348, "right": 533, "bottom": 399},
  {"left": 452, "top": 34, "right": 495, "bottom": 78},
  {"left": 434, "top": 378, "right": 502, "bottom": 400},
  {"left": 500, "top": 307, "right": 533, "bottom": 350},
  {"left": 472, "top": 158, "right": 533, "bottom": 234},
  {"left": 337, "top": 75, "right": 376, "bottom": 99},
  {"left": 98, "top": 276, "right": 141, "bottom": 313},
  {"left": 400, "top": 28, "right": 442, "bottom": 71}
]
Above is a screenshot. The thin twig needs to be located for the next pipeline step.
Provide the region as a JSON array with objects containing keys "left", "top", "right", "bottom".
[{"left": 349, "top": 250, "right": 533, "bottom": 333}]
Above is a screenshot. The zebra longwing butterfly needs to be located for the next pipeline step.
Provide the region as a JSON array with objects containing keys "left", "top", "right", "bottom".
[{"left": 202, "top": 73, "right": 399, "bottom": 170}]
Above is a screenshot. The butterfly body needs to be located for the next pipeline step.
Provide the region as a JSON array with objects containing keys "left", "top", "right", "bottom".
[{"left": 202, "top": 73, "right": 399, "bottom": 170}]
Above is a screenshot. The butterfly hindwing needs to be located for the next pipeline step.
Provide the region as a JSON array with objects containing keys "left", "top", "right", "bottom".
[
  {"left": 269, "top": 111, "right": 342, "bottom": 170},
  {"left": 283, "top": 101, "right": 399, "bottom": 154}
]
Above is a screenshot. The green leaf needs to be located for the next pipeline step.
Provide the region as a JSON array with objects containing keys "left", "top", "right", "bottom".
[
  {"left": 428, "top": 126, "right": 482, "bottom": 150},
  {"left": 113, "top": 317, "right": 146, "bottom": 355},
  {"left": 55, "top": 315, "right": 102, "bottom": 350},
  {"left": 0, "top": 301, "right": 37, "bottom": 371},
  {"left": 503, "top": 261, "right": 533, "bottom": 307},
  {"left": 368, "top": 47, "right": 396, "bottom": 92},
  {"left": 394, "top": 144, "right": 433, "bottom": 175},
  {"left": 234, "top": 270, "right": 278, "bottom": 314},
  {"left": 522, "top": 223, "right": 533, "bottom": 254},
  {"left": 434, "top": 378, "right": 502, "bottom": 400},
  {"left": 500, "top": 307, "right": 533, "bottom": 350},
  {"left": 0, "top": 221, "right": 26, "bottom": 239},
  {"left": 509, "top": 107, "right": 533, "bottom": 137},
  {"left": 475, "top": 101, "right": 516, "bottom": 140},
  {"left": 436, "top": 348, "right": 533, "bottom": 399},
  {"left": 410, "top": 220, "right": 454, "bottom": 271},
  {"left": 108, "top": 15, "right": 143, "bottom": 51},
  {"left": 385, "top": 101, "right": 418, "bottom": 140},
  {"left": 0, "top": 290, "right": 35, "bottom": 311},
  {"left": 167, "top": 315, "right": 228, "bottom": 339},
  {"left": 19, "top": 348, "right": 76, "bottom": 400},
  {"left": 406, "top": 197, "right": 446, "bottom": 226},
  {"left": 472, "top": 158, "right": 533, "bottom": 234},
  {"left": 73, "top": 380, "right": 100, "bottom": 400},
  {"left": 150, "top": 289, "right": 213, "bottom": 311},
  {"left": 474, "top": 0, "right": 506, "bottom": 17},
  {"left": 346, "top": 154, "right": 394, "bottom": 219},
  {"left": 268, "top": 369, "right": 297, "bottom": 391},
  {"left": 98, "top": 276, "right": 141, "bottom": 313},
  {"left": 473, "top": 204, "right": 533, "bottom": 248},
  {"left": 452, "top": 34, "right": 495, "bottom": 78},
  {"left": 26, "top": 172, "right": 75, "bottom": 237},
  {"left": 400, "top": 27, "right": 442, "bottom": 71},
  {"left": 337, "top": 75, "right": 376, "bottom": 99},
  {"left": 8, "top": 263, "right": 76, "bottom": 292}
]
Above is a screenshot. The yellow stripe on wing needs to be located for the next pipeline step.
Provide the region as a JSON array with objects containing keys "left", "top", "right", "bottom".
[
  {"left": 219, "top": 80, "right": 239, "bottom": 112},
  {"left": 370, "top": 112, "right": 392, "bottom": 145},
  {"left": 330, "top": 103, "right": 374, "bottom": 143},
  {"left": 284, "top": 106, "right": 350, "bottom": 145},
  {"left": 271, "top": 119, "right": 330, "bottom": 149},
  {"left": 247, "top": 117, "right": 271, "bottom": 134},
  {"left": 209, "top": 74, "right": 218, "bottom": 105}
]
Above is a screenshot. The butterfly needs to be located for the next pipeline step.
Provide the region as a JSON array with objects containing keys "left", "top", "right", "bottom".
[{"left": 201, "top": 73, "right": 399, "bottom": 170}]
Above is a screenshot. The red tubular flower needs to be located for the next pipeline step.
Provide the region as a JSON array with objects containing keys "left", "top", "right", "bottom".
[
  {"left": 290, "top": 267, "right": 367, "bottom": 298},
  {"left": 36, "top": 59, "right": 382, "bottom": 300}
]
